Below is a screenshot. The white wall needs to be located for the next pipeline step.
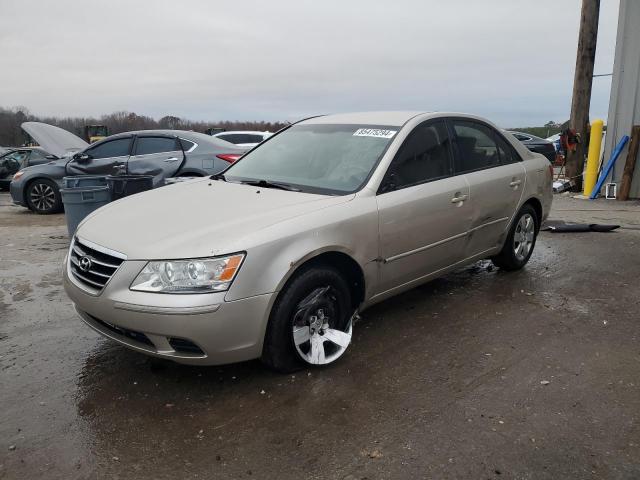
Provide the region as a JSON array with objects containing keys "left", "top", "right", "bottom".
[{"left": 603, "top": 0, "right": 640, "bottom": 198}]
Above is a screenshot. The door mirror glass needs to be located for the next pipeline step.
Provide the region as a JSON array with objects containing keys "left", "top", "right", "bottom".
[{"left": 74, "top": 153, "right": 92, "bottom": 163}]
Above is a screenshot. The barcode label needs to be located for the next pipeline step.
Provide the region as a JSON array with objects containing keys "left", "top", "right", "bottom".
[{"left": 353, "top": 128, "right": 397, "bottom": 139}]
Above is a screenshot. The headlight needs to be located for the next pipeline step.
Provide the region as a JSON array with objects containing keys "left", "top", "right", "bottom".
[
  {"left": 13, "top": 171, "right": 24, "bottom": 181},
  {"left": 130, "top": 253, "right": 245, "bottom": 293}
]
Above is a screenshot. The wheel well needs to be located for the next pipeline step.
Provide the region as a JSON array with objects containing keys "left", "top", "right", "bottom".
[
  {"left": 523, "top": 197, "right": 542, "bottom": 227},
  {"left": 292, "top": 252, "right": 365, "bottom": 309}
]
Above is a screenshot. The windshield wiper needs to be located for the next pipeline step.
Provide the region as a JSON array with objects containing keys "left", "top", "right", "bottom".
[
  {"left": 240, "top": 179, "right": 300, "bottom": 192},
  {"left": 210, "top": 173, "right": 226, "bottom": 181}
]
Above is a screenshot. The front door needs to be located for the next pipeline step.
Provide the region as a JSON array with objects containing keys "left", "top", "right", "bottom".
[
  {"left": 66, "top": 136, "right": 133, "bottom": 176},
  {"left": 127, "top": 135, "right": 185, "bottom": 186},
  {"left": 449, "top": 119, "right": 526, "bottom": 257},
  {"left": 376, "top": 120, "right": 471, "bottom": 295}
]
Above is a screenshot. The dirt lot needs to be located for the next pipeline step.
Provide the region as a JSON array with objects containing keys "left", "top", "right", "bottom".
[{"left": 1, "top": 192, "right": 639, "bottom": 480}]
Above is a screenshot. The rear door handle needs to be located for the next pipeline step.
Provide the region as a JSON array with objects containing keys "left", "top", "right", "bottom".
[
  {"left": 451, "top": 194, "right": 468, "bottom": 204},
  {"left": 164, "top": 157, "right": 179, "bottom": 162},
  {"left": 509, "top": 179, "right": 522, "bottom": 187}
]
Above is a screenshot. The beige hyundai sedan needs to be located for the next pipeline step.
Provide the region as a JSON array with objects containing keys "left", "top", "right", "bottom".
[{"left": 64, "top": 112, "right": 552, "bottom": 371}]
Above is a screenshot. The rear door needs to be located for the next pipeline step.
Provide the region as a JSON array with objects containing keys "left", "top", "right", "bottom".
[
  {"left": 376, "top": 119, "right": 471, "bottom": 294},
  {"left": 449, "top": 119, "right": 526, "bottom": 257},
  {"left": 66, "top": 136, "right": 133, "bottom": 176},
  {"left": 127, "top": 135, "right": 184, "bottom": 186}
]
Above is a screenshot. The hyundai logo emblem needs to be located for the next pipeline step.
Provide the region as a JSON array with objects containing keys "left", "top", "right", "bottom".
[{"left": 78, "top": 256, "right": 93, "bottom": 272}]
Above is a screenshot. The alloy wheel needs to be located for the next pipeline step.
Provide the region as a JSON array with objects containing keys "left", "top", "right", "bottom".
[
  {"left": 29, "top": 182, "right": 57, "bottom": 212},
  {"left": 513, "top": 213, "right": 535, "bottom": 261},
  {"left": 291, "top": 286, "right": 352, "bottom": 365}
]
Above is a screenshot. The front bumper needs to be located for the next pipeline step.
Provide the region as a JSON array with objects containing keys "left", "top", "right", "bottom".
[
  {"left": 9, "top": 181, "right": 25, "bottom": 206},
  {"left": 64, "top": 255, "right": 275, "bottom": 366}
]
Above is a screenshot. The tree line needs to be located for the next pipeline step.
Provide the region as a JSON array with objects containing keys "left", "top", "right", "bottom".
[{"left": 0, "top": 106, "right": 288, "bottom": 147}]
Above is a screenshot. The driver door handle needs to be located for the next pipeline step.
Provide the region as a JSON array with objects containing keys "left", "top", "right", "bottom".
[
  {"left": 451, "top": 193, "right": 468, "bottom": 204},
  {"left": 510, "top": 179, "right": 522, "bottom": 187},
  {"left": 164, "top": 157, "right": 179, "bottom": 162}
]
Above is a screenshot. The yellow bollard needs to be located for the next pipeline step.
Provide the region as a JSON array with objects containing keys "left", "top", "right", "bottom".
[{"left": 583, "top": 119, "right": 604, "bottom": 196}]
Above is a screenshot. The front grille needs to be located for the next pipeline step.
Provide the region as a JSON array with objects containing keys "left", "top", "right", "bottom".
[
  {"left": 89, "top": 314, "right": 155, "bottom": 348},
  {"left": 69, "top": 237, "right": 125, "bottom": 292}
]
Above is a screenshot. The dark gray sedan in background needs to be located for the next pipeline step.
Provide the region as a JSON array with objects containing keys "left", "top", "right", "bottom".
[
  {"left": 10, "top": 124, "right": 246, "bottom": 214},
  {"left": 508, "top": 131, "right": 556, "bottom": 163}
]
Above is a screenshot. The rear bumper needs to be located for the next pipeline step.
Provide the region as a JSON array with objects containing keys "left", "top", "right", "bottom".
[{"left": 64, "top": 256, "right": 276, "bottom": 366}]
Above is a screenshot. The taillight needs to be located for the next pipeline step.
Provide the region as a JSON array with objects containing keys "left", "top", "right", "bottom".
[{"left": 216, "top": 154, "right": 241, "bottom": 163}]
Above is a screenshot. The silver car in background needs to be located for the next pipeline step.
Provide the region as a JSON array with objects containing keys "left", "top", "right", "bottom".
[
  {"left": 10, "top": 123, "right": 246, "bottom": 214},
  {"left": 64, "top": 111, "right": 552, "bottom": 372}
]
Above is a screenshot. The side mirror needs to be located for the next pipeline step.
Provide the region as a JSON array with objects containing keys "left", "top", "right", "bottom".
[
  {"left": 45, "top": 155, "right": 58, "bottom": 160},
  {"left": 73, "top": 153, "right": 92, "bottom": 163}
]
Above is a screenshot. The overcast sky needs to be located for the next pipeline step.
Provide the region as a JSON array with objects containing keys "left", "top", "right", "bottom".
[{"left": 0, "top": 0, "right": 620, "bottom": 127}]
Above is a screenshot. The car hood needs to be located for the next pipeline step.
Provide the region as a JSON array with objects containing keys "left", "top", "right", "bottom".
[
  {"left": 76, "top": 178, "right": 354, "bottom": 259},
  {"left": 22, "top": 122, "right": 88, "bottom": 158}
]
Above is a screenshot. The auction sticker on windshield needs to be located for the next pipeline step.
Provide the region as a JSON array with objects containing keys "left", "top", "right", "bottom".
[{"left": 353, "top": 128, "right": 397, "bottom": 138}]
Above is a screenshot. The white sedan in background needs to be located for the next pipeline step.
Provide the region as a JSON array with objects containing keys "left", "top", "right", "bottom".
[{"left": 213, "top": 131, "right": 273, "bottom": 148}]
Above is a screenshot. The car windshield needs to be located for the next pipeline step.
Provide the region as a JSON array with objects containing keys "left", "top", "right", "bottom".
[{"left": 224, "top": 124, "right": 397, "bottom": 194}]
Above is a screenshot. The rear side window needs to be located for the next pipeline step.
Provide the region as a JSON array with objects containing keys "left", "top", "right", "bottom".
[
  {"left": 494, "top": 134, "right": 521, "bottom": 164},
  {"left": 512, "top": 133, "right": 531, "bottom": 141},
  {"left": 87, "top": 138, "right": 132, "bottom": 159},
  {"left": 382, "top": 121, "right": 452, "bottom": 191},
  {"left": 218, "top": 134, "right": 264, "bottom": 144},
  {"left": 135, "top": 137, "right": 178, "bottom": 155},
  {"left": 180, "top": 139, "right": 196, "bottom": 151},
  {"left": 451, "top": 121, "right": 500, "bottom": 173}
]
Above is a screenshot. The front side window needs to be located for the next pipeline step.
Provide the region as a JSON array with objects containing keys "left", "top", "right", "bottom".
[
  {"left": 452, "top": 121, "right": 500, "bottom": 173},
  {"left": 225, "top": 124, "right": 397, "bottom": 194},
  {"left": 135, "top": 137, "right": 178, "bottom": 155},
  {"left": 381, "top": 121, "right": 452, "bottom": 191},
  {"left": 86, "top": 137, "right": 132, "bottom": 159}
]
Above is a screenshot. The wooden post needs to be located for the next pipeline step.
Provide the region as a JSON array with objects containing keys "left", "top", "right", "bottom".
[
  {"left": 618, "top": 125, "right": 640, "bottom": 200},
  {"left": 565, "top": 0, "right": 601, "bottom": 191}
]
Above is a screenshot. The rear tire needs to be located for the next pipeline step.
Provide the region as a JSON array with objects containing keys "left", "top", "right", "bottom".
[
  {"left": 491, "top": 204, "right": 539, "bottom": 271},
  {"left": 261, "top": 265, "right": 353, "bottom": 373},
  {"left": 25, "top": 178, "right": 62, "bottom": 214}
]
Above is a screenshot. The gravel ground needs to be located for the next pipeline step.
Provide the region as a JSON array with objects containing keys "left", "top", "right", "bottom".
[{"left": 1, "top": 192, "right": 639, "bottom": 480}]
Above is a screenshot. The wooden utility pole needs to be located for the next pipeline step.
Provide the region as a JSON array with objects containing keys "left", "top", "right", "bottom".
[
  {"left": 618, "top": 126, "right": 640, "bottom": 200},
  {"left": 565, "top": 0, "right": 601, "bottom": 191}
]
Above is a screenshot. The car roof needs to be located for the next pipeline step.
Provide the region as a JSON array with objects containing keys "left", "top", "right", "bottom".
[
  {"left": 508, "top": 131, "right": 548, "bottom": 142},
  {"left": 2, "top": 146, "right": 49, "bottom": 153},
  {"left": 299, "top": 111, "right": 506, "bottom": 127},
  {"left": 215, "top": 131, "right": 271, "bottom": 136},
  {"left": 301, "top": 111, "right": 426, "bottom": 127},
  {"left": 107, "top": 129, "right": 216, "bottom": 141}
]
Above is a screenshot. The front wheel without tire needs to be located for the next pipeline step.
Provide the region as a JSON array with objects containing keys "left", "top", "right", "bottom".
[
  {"left": 26, "top": 179, "right": 62, "bottom": 214},
  {"left": 491, "top": 204, "right": 539, "bottom": 271},
  {"left": 261, "top": 266, "right": 353, "bottom": 372}
]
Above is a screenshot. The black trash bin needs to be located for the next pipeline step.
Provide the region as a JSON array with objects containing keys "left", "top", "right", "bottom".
[{"left": 106, "top": 175, "right": 154, "bottom": 201}]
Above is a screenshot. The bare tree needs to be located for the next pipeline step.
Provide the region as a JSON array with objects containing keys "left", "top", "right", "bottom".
[{"left": 0, "top": 106, "right": 287, "bottom": 146}]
